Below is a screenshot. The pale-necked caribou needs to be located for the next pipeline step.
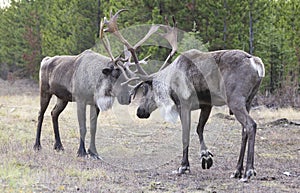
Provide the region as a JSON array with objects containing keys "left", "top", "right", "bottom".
[
  {"left": 98, "top": 9, "right": 265, "bottom": 182},
  {"left": 124, "top": 20, "right": 265, "bottom": 182}
]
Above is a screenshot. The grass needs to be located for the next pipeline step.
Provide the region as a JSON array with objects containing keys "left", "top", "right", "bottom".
[
  {"left": 0, "top": 159, "right": 33, "bottom": 190},
  {"left": 251, "top": 106, "right": 300, "bottom": 123},
  {"left": 0, "top": 93, "right": 299, "bottom": 192}
]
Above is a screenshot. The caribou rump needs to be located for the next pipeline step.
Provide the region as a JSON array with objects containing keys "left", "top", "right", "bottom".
[{"left": 132, "top": 49, "right": 265, "bottom": 182}]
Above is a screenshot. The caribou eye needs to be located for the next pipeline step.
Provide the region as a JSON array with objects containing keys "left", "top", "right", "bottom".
[
  {"left": 111, "top": 68, "right": 121, "bottom": 78},
  {"left": 102, "top": 67, "right": 113, "bottom": 76},
  {"left": 142, "top": 84, "right": 148, "bottom": 95}
]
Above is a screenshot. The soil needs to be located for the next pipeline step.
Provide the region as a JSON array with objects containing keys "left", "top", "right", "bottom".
[{"left": 0, "top": 78, "right": 299, "bottom": 192}]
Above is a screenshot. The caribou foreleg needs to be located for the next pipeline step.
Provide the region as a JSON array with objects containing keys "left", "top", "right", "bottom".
[
  {"left": 77, "top": 101, "right": 88, "bottom": 157},
  {"left": 88, "top": 105, "right": 101, "bottom": 159}
]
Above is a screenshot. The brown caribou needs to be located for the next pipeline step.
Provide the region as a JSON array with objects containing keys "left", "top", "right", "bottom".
[{"left": 33, "top": 10, "right": 167, "bottom": 159}]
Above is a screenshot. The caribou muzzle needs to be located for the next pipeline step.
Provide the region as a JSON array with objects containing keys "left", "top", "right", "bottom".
[
  {"left": 137, "top": 107, "right": 150, "bottom": 118},
  {"left": 117, "top": 95, "right": 131, "bottom": 105}
]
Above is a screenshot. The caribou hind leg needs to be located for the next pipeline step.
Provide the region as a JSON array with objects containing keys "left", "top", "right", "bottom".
[
  {"left": 174, "top": 105, "right": 191, "bottom": 175},
  {"left": 34, "top": 93, "right": 52, "bottom": 151},
  {"left": 228, "top": 99, "right": 257, "bottom": 182},
  {"left": 51, "top": 98, "right": 68, "bottom": 151},
  {"left": 197, "top": 105, "right": 214, "bottom": 169},
  {"left": 231, "top": 98, "right": 255, "bottom": 179},
  {"left": 230, "top": 125, "right": 247, "bottom": 179}
]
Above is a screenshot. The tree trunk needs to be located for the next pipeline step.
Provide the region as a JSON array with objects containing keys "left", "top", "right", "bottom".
[
  {"left": 249, "top": 0, "right": 254, "bottom": 55},
  {"left": 96, "top": 0, "right": 101, "bottom": 38},
  {"left": 223, "top": 0, "right": 227, "bottom": 49}
]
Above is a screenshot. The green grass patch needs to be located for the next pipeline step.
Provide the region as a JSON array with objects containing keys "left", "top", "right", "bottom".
[{"left": 0, "top": 159, "right": 34, "bottom": 191}]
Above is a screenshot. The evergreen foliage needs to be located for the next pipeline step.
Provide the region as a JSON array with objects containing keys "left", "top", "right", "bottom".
[{"left": 0, "top": 0, "right": 299, "bottom": 96}]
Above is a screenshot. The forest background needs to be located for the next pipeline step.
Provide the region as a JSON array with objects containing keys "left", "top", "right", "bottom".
[{"left": 0, "top": 0, "right": 299, "bottom": 107}]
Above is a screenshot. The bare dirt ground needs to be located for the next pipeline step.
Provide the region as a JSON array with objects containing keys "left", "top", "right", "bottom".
[{"left": 0, "top": 78, "right": 299, "bottom": 192}]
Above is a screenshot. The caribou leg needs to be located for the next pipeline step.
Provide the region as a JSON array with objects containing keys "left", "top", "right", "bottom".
[
  {"left": 230, "top": 100, "right": 252, "bottom": 179},
  {"left": 76, "top": 101, "right": 88, "bottom": 157},
  {"left": 197, "top": 105, "right": 213, "bottom": 169},
  {"left": 34, "top": 93, "right": 52, "bottom": 151},
  {"left": 51, "top": 98, "right": 68, "bottom": 151},
  {"left": 174, "top": 105, "right": 191, "bottom": 174},
  {"left": 88, "top": 105, "right": 101, "bottom": 159},
  {"left": 229, "top": 99, "right": 257, "bottom": 182},
  {"left": 242, "top": 120, "right": 257, "bottom": 182},
  {"left": 231, "top": 126, "right": 247, "bottom": 179}
]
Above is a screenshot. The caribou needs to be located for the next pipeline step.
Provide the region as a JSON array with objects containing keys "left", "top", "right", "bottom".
[
  {"left": 98, "top": 9, "right": 265, "bottom": 182},
  {"left": 131, "top": 48, "right": 265, "bottom": 182},
  {"left": 33, "top": 10, "right": 170, "bottom": 159},
  {"left": 33, "top": 49, "right": 133, "bottom": 159}
]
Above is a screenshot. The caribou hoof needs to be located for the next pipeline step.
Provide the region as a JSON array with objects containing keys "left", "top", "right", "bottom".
[
  {"left": 54, "top": 142, "right": 64, "bottom": 151},
  {"left": 88, "top": 149, "right": 102, "bottom": 160},
  {"left": 77, "top": 149, "right": 88, "bottom": 158},
  {"left": 33, "top": 144, "right": 42, "bottom": 151},
  {"left": 200, "top": 150, "right": 213, "bottom": 169},
  {"left": 230, "top": 169, "right": 243, "bottom": 179},
  {"left": 172, "top": 166, "right": 190, "bottom": 175},
  {"left": 240, "top": 169, "right": 256, "bottom": 182}
]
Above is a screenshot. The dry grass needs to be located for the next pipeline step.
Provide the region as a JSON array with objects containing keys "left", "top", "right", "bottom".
[
  {"left": 0, "top": 80, "right": 299, "bottom": 192},
  {"left": 252, "top": 106, "right": 300, "bottom": 121}
]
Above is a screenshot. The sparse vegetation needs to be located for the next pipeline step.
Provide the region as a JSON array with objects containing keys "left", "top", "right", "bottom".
[{"left": 0, "top": 80, "right": 299, "bottom": 192}]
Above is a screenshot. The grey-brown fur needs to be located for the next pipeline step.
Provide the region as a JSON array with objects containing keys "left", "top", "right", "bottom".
[
  {"left": 34, "top": 50, "right": 131, "bottom": 159},
  {"left": 134, "top": 49, "right": 265, "bottom": 182}
]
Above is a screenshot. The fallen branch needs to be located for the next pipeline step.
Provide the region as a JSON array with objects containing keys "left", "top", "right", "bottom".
[{"left": 265, "top": 118, "right": 300, "bottom": 126}]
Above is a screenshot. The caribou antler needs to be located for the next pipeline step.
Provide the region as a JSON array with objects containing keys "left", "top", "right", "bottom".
[
  {"left": 99, "top": 19, "right": 114, "bottom": 61},
  {"left": 100, "top": 10, "right": 178, "bottom": 86},
  {"left": 103, "top": 9, "right": 153, "bottom": 76},
  {"left": 133, "top": 25, "right": 160, "bottom": 50},
  {"left": 159, "top": 16, "right": 178, "bottom": 71}
]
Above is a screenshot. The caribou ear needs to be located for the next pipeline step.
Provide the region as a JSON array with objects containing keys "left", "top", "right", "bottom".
[
  {"left": 130, "top": 80, "right": 153, "bottom": 100},
  {"left": 130, "top": 82, "right": 144, "bottom": 100},
  {"left": 102, "top": 67, "right": 113, "bottom": 76}
]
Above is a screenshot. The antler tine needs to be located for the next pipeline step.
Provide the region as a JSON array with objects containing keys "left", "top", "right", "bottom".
[
  {"left": 122, "top": 48, "right": 150, "bottom": 78},
  {"left": 103, "top": 9, "right": 128, "bottom": 33},
  {"left": 164, "top": 16, "right": 170, "bottom": 26},
  {"left": 100, "top": 19, "right": 115, "bottom": 61},
  {"left": 172, "top": 15, "right": 176, "bottom": 27},
  {"left": 138, "top": 54, "right": 151, "bottom": 65},
  {"left": 114, "top": 56, "right": 128, "bottom": 63},
  {"left": 120, "top": 77, "right": 140, "bottom": 86},
  {"left": 103, "top": 9, "right": 132, "bottom": 50},
  {"left": 115, "top": 55, "right": 135, "bottom": 75},
  {"left": 115, "top": 61, "right": 132, "bottom": 82},
  {"left": 100, "top": 10, "right": 131, "bottom": 65},
  {"left": 120, "top": 73, "right": 153, "bottom": 86},
  {"left": 133, "top": 25, "right": 160, "bottom": 50},
  {"left": 123, "top": 45, "right": 132, "bottom": 67},
  {"left": 159, "top": 16, "right": 178, "bottom": 71},
  {"left": 103, "top": 9, "right": 149, "bottom": 76}
]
